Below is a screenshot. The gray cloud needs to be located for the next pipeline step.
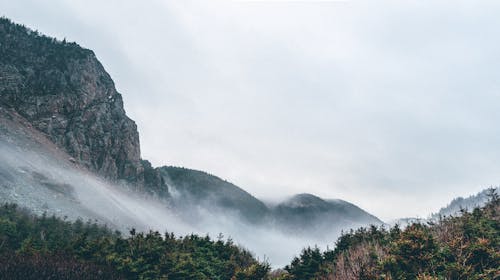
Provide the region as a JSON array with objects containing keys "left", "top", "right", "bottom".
[{"left": 1, "top": 0, "right": 500, "bottom": 220}]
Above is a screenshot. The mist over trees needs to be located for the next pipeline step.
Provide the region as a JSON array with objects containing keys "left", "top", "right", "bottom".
[
  {"left": 1, "top": 190, "right": 497, "bottom": 279},
  {"left": 0, "top": 204, "right": 270, "bottom": 279}
]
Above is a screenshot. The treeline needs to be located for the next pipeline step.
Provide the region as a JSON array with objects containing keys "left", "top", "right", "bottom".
[
  {"left": 0, "top": 204, "right": 269, "bottom": 280},
  {"left": 1, "top": 192, "right": 498, "bottom": 280},
  {"left": 273, "top": 189, "right": 499, "bottom": 280}
]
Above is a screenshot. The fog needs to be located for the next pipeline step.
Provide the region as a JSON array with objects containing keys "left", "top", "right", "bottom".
[
  {"left": 0, "top": 140, "right": 347, "bottom": 267},
  {"left": 3, "top": 0, "right": 500, "bottom": 221}
]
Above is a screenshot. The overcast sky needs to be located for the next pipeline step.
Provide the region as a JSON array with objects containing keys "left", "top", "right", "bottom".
[{"left": 2, "top": 0, "right": 500, "bottom": 220}]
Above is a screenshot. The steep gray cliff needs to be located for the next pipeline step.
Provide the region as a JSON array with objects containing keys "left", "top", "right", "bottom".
[{"left": 0, "top": 18, "right": 166, "bottom": 195}]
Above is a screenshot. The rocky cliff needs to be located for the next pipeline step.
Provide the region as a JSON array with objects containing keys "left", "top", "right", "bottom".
[{"left": 0, "top": 18, "right": 166, "bottom": 195}]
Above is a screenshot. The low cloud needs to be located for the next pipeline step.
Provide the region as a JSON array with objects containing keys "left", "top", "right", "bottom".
[{"left": 1, "top": 0, "right": 500, "bottom": 221}]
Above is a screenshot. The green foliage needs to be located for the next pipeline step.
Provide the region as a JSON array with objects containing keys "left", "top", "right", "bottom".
[
  {"left": 382, "top": 223, "right": 438, "bottom": 279},
  {"left": 285, "top": 246, "right": 323, "bottom": 280},
  {"left": 0, "top": 253, "right": 123, "bottom": 280},
  {"left": 0, "top": 203, "right": 269, "bottom": 280},
  {"left": 279, "top": 190, "right": 500, "bottom": 280}
]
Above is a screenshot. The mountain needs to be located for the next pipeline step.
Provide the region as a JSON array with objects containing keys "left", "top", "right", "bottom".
[
  {"left": 160, "top": 166, "right": 269, "bottom": 223},
  {"left": 271, "top": 193, "right": 382, "bottom": 237},
  {"left": 0, "top": 17, "right": 384, "bottom": 265}
]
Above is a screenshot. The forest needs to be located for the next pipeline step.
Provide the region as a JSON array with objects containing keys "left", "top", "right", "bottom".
[
  {"left": 0, "top": 204, "right": 269, "bottom": 279},
  {"left": 0, "top": 190, "right": 498, "bottom": 279}
]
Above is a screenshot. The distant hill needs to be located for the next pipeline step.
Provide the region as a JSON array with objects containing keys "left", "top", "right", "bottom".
[
  {"left": 391, "top": 187, "right": 499, "bottom": 227},
  {"left": 432, "top": 187, "right": 499, "bottom": 218},
  {"left": 160, "top": 168, "right": 382, "bottom": 233},
  {"left": 160, "top": 166, "right": 269, "bottom": 223},
  {"left": 271, "top": 193, "right": 382, "bottom": 238}
]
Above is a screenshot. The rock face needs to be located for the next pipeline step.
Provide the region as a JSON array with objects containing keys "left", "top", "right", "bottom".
[{"left": 0, "top": 18, "right": 166, "bottom": 195}]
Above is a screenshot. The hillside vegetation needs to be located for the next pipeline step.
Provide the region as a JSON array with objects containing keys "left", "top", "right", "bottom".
[
  {"left": 1, "top": 190, "right": 497, "bottom": 279},
  {"left": 0, "top": 204, "right": 269, "bottom": 280},
  {"left": 273, "top": 189, "right": 499, "bottom": 280}
]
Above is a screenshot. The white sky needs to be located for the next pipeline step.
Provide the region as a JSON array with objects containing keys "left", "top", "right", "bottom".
[{"left": 2, "top": 0, "right": 500, "bottom": 220}]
